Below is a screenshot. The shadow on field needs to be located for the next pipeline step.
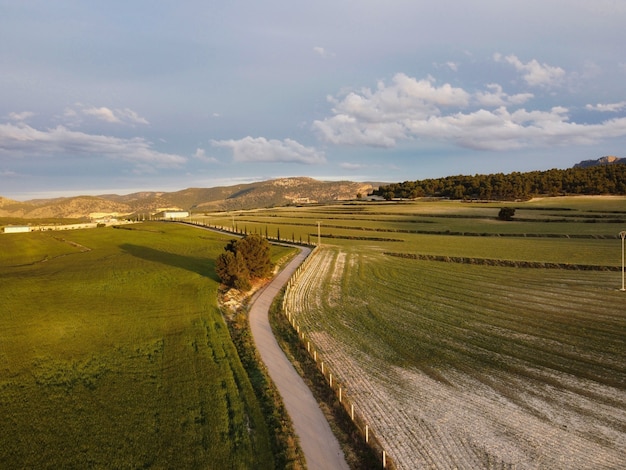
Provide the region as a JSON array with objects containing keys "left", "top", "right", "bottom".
[{"left": 119, "top": 243, "right": 219, "bottom": 282}]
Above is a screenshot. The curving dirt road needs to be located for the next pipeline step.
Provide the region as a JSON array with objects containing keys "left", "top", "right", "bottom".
[{"left": 248, "top": 246, "right": 349, "bottom": 470}]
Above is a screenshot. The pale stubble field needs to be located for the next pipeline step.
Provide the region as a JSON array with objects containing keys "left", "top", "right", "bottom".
[
  {"left": 285, "top": 247, "right": 625, "bottom": 469},
  {"left": 273, "top": 199, "right": 626, "bottom": 469}
]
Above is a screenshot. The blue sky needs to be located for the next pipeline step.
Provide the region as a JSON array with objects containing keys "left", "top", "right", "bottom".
[{"left": 1, "top": 1, "right": 625, "bottom": 200}]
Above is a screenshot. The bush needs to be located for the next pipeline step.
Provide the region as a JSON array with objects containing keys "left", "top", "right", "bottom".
[{"left": 498, "top": 207, "right": 516, "bottom": 221}]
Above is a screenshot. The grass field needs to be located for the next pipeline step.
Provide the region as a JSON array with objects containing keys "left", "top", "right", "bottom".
[
  {"left": 198, "top": 197, "right": 625, "bottom": 266},
  {"left": 0, "top": 222, "right": 294, "bottom": 468},
  {"left": 198, "top": 197, "right": 626, "bottom": 469}
]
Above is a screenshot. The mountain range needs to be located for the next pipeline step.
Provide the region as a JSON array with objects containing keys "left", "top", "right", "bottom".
[
  {"left": 1, "top": 157, "right": 622, "bottom": 220},
  {"left": 0, "top": 177, "right": 376, "bottom": 220}
]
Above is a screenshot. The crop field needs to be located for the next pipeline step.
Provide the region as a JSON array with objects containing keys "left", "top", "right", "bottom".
[
  {"left": 200, "top": 197, "right": 626, "bottom": 469},
  {"left": 0, "top": 222, "right": 293, "bottom": 468}
]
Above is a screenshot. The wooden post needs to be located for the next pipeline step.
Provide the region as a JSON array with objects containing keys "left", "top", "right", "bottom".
[
  {"left": 314, "top": 351, "right": 317, "bottom": 362},
  {"left": 382, "top": 451, "right": 386, "bottom": 468},
  {"left": 339, "top": 386, "right": 342, "bottom": 402},
  {"left": 351, "top": 404, "right": 354, "bottom": 420},
  {"left": 365, "top": 425, "right": 369, "bottom": 443},
  {"left": 329, "top": 373, "right": 333, "bottom": 387},
  {"left": 321, "top": 361, "right": 324, "bottom": 374},
  {"left": 307, "top": 341, "right": 310, "bottom": 352}
]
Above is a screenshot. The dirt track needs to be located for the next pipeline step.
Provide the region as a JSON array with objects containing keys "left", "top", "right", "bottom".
[{"left": 248, "top": 246, "right": 349, "bottom": 470}]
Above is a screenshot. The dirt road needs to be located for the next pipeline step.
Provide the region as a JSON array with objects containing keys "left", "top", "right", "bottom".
[{"left": 248, "top": 246, "right": 349, "bottom": 470}]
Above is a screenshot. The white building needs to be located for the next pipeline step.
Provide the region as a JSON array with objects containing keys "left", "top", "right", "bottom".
[
  {"left": 160, "top": 211, "right": 189, "bottom": 219},
  {"left": 3, "top": 226, "right": 31, "bottom": 233}
]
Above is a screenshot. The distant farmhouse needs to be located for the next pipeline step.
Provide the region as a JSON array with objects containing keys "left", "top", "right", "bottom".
[
  {"left": 3, "top": 225, "right": 31, "bottom": 234},
  {"left": 3, "top": 223, "right": 105, "bottom": 234},
  {"left": 157, "top": 210, "right": 190, "bottom": 219}
]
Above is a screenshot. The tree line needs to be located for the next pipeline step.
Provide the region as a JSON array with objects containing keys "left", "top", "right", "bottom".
[{"left": 373, "top": 164, "right": 626, "bottom": 201}]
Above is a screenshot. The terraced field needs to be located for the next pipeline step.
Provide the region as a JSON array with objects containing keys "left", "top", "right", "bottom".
[{"left": 201, "top": 197, "right": 626, "bottom": 469}]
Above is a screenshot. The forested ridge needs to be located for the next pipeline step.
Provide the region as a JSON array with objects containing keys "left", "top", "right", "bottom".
[{"left": 374, "top": 163, "right": 626, "bottom": 201}]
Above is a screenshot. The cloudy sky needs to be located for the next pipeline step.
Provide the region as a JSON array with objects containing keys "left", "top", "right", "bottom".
[{"left": 1, "top": 1, "right": 625, "bottom": 200}]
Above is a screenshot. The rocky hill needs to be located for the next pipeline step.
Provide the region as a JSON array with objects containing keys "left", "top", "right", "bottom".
[
  {"left": 0, "top": 178, "right": 376, "bottom": 220},
  {"left": 573, "top": 155, "right": 625, "bottom": 168}
]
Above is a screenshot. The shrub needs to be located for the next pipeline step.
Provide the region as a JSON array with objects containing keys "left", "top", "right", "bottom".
[{"left": 498, "top": 207, "right": 516, "bottom": 221}]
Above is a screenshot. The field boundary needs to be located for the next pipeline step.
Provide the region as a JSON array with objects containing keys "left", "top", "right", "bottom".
[{"left": 384, "top": 251, "right": 621, "bottom": 271}]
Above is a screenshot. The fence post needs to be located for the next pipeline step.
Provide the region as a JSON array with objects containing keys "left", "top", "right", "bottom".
[
  {"left": 329, "top": 373, "right": 333, "bottom": 388},
  {"left": 365, "top": 425, "right": 369, "bottom": 443},
  {"left": 339, "top": 386, "right": 342, "bottom": 403},
  {"left": 351, "top": 404, "right": 354, "bottom": 420},
  {"left": 383, "top": 450, "right": 386, "bottom": 468}
]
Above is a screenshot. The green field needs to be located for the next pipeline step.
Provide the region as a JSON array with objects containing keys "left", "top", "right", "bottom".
[
  {"left": 3, "top": 197, "right": 625, "bottom": 469},
  {"left": 209, "top": 197, "right": 626, "bottom": 469},
  {"left": 0, "top": 223, "right": 294, "bottom": 468},
  {"left": 197, "top": 197, "right": 625, "bottom": 266}
]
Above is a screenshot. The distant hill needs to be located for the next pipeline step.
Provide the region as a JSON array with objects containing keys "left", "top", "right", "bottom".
[
  {"left": 374, "top": 160, "right": 626, "bottom": 201},
  {"left": 574, "top": 156, "right": 625, "bottom": 168},
  {"left": 0, "top": 177, "right": 376, "bottom": 220}
]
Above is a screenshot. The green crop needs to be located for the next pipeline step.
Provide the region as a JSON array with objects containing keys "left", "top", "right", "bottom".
[{"left": 0, "top": 223, "right": 285, "bottom": 469}]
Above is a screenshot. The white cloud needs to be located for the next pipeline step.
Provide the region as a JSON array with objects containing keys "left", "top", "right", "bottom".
[
  {"left": 83, "top": 106, "right": 120, "bottom": 123},
  {"left": 193, "top": 147, "right": 219, "bottom": 163},
  {"left": 8, "top": 111, "right": 35, "bottom": 121},
  {"left": 68, "top": 104, "right": 150, "bottom": 126},
  {"left": 585, "top": 101, "right": 626, "bottom": 112},
  {"left": 314, "top": 73, "right": 471, "bottom": 147},
  {"left": 115, "top": 108, "right": 150, "bottom": 125},
  {"left": 434, "top": 61, "right": 459, "bottom": 72},
  {"left": 314, "top": 114, "right": 404, "bottom": 147},
  {"left": 408, "top": 107, "right": 626, "bottom": 151},
  {"left": 313, "top": 46, "right": 334, "bottom": 58},
  {"left": 314, "top": 73, "right": 626, "bottom": 151},
  {"left": 474, "top": 84, "right": 533, "bottom": 107},
  {"left": 494, "top": 53, "right": 566, "bottom": 87},
  {"left": 0, "top": 122, "right": 186, "bottom": 167},
  {"left": 211, "top": 136, "right": 326, "bottom": 164}
]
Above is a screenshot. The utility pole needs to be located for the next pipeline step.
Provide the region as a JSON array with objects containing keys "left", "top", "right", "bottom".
[
  {"left": 317, "top": 221, "right": 321, "bottom": 246},
  {"left": 619, "top": 230, "right": 626, "bottom": 292}
]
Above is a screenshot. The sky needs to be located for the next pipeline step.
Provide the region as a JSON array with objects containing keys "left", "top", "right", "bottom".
[{"left": 1, "top": 1, "right": 625, "bottom": 200}]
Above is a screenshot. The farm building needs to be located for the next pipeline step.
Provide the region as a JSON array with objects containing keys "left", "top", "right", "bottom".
[
  {"left": 158, "top": 211, "right": 189, "bottom": 219},
  {"left": 3, "top": 225, "right": 31, "bottom": 234}
]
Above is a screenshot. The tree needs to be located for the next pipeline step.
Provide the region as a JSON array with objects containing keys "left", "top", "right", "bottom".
[
  {"left": 498, "top": 207, "right": 516, "bottom": 221},
  {"left": 215, "top": 250, "right": 250, "bottom": 291},
  {"left": 215, "top": 234, "right": 274, "bottom": 291}
]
